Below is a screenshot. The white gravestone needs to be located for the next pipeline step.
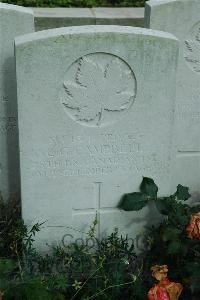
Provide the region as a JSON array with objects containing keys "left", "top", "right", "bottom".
[
  {"left": 15, "top": 26, "right": 178, "bottom": 249},
  {"left": 145, "top": 0, "right": 200, "bottom": 195},
  {"left": 0, "top": 3, "right": 34, "bottom": 200}
]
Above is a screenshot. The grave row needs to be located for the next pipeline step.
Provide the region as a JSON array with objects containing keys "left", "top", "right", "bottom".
[{"left": 0, "top": 0, "right": 199, "bottom": 248}]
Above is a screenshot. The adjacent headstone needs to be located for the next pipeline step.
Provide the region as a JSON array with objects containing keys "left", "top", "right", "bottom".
[
  {"left": 0, "top": 3, "right": 34, "bottom": 200},
  {"left": 145, "top": 0, "right": 200, "bottom": 195},
  {"left": 33, "top": 8, "right": 144, "bottom": 32},
  {"left": 15, "top": 26, "right": 178, "bottom": 249},
  {"left": 33, "top": 8, "right": 95, "bottom": 32}
]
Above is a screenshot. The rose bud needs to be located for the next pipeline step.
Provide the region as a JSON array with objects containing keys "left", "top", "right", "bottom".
[{"left": 186, "top": 212, "right": 200, "bottom": 240}]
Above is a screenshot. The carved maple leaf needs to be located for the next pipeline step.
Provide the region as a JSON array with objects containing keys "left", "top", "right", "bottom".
[
  {"left": 184, "top": 26, "right": 200, "bottom": 73},
  {"left": 62, "top": 56, "right": 135, "bottom": 126}
]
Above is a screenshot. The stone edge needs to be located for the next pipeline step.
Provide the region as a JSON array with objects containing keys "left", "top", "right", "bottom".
[
  {"left": 146, "top": 0, "right": 181, "bottom": 7},
  {"left": 15, "top": 25, "right": 178, "bottom": 47},
  {"left": 32, "top": 7, "right": 144, "bottom": 19},
  {"left": 0, "top": 1, "right": 33, "bottom": 15},
  {"left": 144, "top": 0, "right": 183, "bottom": 28}
]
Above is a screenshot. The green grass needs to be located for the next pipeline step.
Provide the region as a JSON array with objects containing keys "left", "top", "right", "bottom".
[{"left": 2, "top": 0, "right": 145, "bottom": 7}]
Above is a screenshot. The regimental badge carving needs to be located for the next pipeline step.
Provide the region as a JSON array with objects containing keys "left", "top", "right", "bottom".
[
  {"left": 184, "top": 22, "right": 200, "bottom": 73},
  {"left": 60, "top": 53, "right": 137, "bottom": 127}
]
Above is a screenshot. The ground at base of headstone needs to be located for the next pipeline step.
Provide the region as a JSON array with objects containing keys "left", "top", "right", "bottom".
[{"left": 0, "top": 178, "right": 200, "bottom": 300}]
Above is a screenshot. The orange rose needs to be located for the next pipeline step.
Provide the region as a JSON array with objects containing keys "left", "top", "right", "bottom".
[
  {"left": 151, "top": 265, "right": 168, "bottom": 281},
  {"left": 186, "top": 212, "right": 200, "bottom": 240},
  {"left": 148, "top": 265, "right": 183, "bottom": 300}
]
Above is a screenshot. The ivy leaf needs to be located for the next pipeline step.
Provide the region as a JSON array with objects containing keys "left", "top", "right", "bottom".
[
  {"left": 118, "top": 192, "right": 148, "bottom": 211},
  {"left": 175, "top": 184, "right": 191, "bottom": 201},
  {"left": 155, "top": 198, "right": 170, "bottom": 215},
  {"left": 140, "top": 177, "right": 158, "bottom": 198}
]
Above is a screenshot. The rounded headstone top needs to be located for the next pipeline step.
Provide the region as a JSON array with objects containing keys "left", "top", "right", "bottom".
[
  {"left": 0, "top": 2, "right": 33, "bottom": 15},
  {"left": 15, "top": 25, "right": 178, "bottom": 46}
]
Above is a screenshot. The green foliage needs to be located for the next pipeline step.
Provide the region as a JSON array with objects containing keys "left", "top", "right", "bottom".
[
  {"left": 0, "top": 178, "right": 200, "bottom": 299},
  {"left": 174, "top": 184, "right": 191, "bottom": 201},
  {"left": 140, "top": 177, "right": 158, "bottom": 198},
  {"left": 118, "top": 192, "right": 148, "bottom": 211},
  {"left": 0, "top": 195, "right": 21, "bottom": 257},
  {"left": 0, "top": 197, "right": 145, "bottom": 299},
  {"left": 2, "top": 0, "right": 145, "bottom": 7},
  {"left": 119, "top": 177, "right": 158, "bottom": 211},
  {"left": 120, "top": 177, "right": 200, "bottom": 298}
]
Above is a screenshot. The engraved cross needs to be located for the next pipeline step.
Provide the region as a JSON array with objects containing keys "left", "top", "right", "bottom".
[{"left": 72, "top": 182, "right": 118, "bottom": 239}]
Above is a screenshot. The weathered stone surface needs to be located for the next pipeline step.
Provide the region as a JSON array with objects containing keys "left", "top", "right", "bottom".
[
  {"left": 33, "top": 8, "right": 144, "bottom": 31},
  {"left": 0, "top": 3, "right": 34, "bottom": 200},
  {"left": 145, "top": 0, "right": 200, "bottom": 194},
  {"left": 92, "top": 7, "right": 144, "bottom": 27},
  {"left": 15, "top": 26, "right": 178, "bottom": 249},
  {"left": 33, "top": 8, "right": 95, "bottom": 31},
  {"left": 174, "top": 156, "right": 200, "bottom": 202}
]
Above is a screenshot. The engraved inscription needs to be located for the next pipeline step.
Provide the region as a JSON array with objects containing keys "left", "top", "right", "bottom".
[
  {"left": 0, "top": 95, "right": 9, "bottom": 103},
  {"left": 178, "top": 103, "right": 200, "bottom": 121},
  {"left": 0, "top": 116, "right": 17, "bottom": 134},
  {"left": 31, "top": 133, "right": 140, "bottom": 177},
  {"left": 59, "top": 53, "right": 137, "bottom": 127},
  {"left": 184, "top": 22, "right": 200, "bottom": 73},
  {"left": 29, "top": 132, "right": 170, "bottom": 178}
]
